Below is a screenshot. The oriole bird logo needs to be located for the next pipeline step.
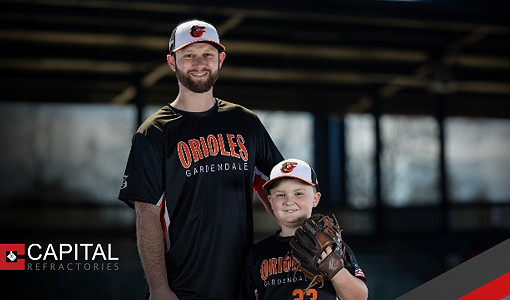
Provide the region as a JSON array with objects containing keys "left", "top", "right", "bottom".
[
  {"left": 190, "top": 25, "right": 206, "bottom": 38},
  {"left": 281, "top": 162, "right": 298, "bottom": 173}
]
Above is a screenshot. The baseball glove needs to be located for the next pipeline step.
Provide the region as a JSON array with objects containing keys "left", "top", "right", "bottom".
[{"left": 289, "top": 213, "right": 347, "bottom": 292}]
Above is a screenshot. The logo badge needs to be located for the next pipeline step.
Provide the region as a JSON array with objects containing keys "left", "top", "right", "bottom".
[
  {"left": 0, "top": 244, "right": 25, "bottom": 270},
  {"left": 329, "top": 258, "right": 341, "bottom": 270},
  {"left": 281, "top": 162, "right": 298, "bottom": 173},
  {"left": 190, "top": 25, "right": 206, "bottom": 38},
  {"left": 121, "top": 175, "right": 128, "bottom": 189}
]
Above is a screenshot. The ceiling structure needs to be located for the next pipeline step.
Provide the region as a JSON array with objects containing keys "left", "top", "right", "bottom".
[{"left": 1, "top": 0, "right": 510, "bottom": 118}]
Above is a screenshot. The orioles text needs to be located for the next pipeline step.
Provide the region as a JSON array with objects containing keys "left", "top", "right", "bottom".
[
  {"left": 177, "top": 133, "right": 248, "bottom": 168},
  {"left": 260, "top": 255, "right": 298, "bottom": 281}
]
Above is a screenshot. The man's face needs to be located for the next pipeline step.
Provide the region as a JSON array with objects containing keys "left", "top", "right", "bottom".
[{"left": 171, "top": 42, "right": 225, "bottom": 93}]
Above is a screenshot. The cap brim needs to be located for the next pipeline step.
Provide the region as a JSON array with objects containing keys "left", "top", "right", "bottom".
[
  {"left": 262, "top": 176, "right": 317, "bottom": 191},
  {"left": 172, "top": 40, "right": 225, "bottom": 53}
]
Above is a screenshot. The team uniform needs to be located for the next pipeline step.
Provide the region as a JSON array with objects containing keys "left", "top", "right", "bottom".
[
  {"left": 118, "top": 99, "right": 283, "bottom": 300},
  {"left": 240, "top": 232, "right": 367, "bottom": 299}
]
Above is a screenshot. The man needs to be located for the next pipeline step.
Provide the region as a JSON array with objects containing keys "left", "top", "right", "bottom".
[{"left": 118, "top": 19, "right": 283, "bottom": 300}]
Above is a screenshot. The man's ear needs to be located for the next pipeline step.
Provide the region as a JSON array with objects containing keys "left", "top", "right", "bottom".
[
  {"left": 167, "top": 54, "right": 176, "bottom": 72},
  {"left": 218, "top": 52, "right": 226, "bottom": 69}
]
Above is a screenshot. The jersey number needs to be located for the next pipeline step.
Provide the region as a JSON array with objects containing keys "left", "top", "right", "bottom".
[{"left": 292, "top": 288, "right": 318, "bottom": 300}]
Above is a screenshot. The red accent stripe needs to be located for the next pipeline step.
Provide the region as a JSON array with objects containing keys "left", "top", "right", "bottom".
[
  {"left": 355, "top": 269, "right": 366, "bottom": 278},
  {"left": 159, "top": 199, "right": 168, "bottom": 252},
  {"left": 253, "top": 173, "right": 276, "bottom": 219},
  {"left": 252, "top": 172, "right": 266, "bottom": 194},
  {"left": 458, "top": 272, "right": 510, "bottom": 300}
]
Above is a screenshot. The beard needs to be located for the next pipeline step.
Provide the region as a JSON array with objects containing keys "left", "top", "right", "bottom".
[{"left": 175, "top": 65, "right": 220, "bottom": 93}]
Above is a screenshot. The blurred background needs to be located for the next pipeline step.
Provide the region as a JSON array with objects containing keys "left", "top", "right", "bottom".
[{"left": 1, "top": 0, "right": 509, "bottom": 299}]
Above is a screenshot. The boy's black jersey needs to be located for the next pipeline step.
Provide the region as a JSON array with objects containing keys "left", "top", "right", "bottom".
[
  {"left": 118, "top": 99, "right": 283, "bottom": 299},
  {"left": 240, "top": 232, "right": 367, "bottom": 299}
]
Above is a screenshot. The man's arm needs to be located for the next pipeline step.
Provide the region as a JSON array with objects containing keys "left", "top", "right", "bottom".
[{"left": 135, "top": 201, "right": 178, "bottom": 300}]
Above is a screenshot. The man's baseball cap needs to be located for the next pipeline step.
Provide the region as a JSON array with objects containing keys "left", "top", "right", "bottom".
[
  {"left": 263, "top": 159, "right": 320, "bottom": 192},
  {"left": 169, "top": 19, "right": 225, "bottom": 53}
]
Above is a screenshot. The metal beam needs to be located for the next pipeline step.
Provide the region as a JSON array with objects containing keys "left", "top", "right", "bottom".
[{"left": 6, "top": 0, "right": 510, "bottom": 34}]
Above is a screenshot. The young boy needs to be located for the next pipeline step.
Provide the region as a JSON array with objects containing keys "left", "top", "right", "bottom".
[{"left": 239, "top": 158, "right": 368, "bottom": 300}]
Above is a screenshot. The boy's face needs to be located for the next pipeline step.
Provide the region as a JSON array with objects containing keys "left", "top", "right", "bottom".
[{"left": 268, "top": 178, "right": 321, "bottom": 230}]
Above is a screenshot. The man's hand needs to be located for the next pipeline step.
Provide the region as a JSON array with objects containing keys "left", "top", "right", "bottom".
[
  {"left": 149, "top": 286, "right": 179, "bottom": 300},
  {"left": 135, "top": 201, "right": 173, "bottom": 300}
]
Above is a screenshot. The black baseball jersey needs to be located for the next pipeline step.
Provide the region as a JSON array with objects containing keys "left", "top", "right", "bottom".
[
  {"left": 118, "top": 99, "right": 283, "bottom": 300},
  {"left": 239, "top": 232, "right": 367, "bottom": 300}
]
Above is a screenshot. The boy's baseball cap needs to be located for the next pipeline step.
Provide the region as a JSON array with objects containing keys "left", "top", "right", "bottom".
[
  {"left": 169, "top": 19, "right": 225, "bottom": 53},
  {"left": 263, "top": 159, "right": 320, "bottom": 192}
]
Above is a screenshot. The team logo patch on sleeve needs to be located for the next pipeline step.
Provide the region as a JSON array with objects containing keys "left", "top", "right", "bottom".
[{"left": 120, "top": 175, "right": 128, "bottom": 189}]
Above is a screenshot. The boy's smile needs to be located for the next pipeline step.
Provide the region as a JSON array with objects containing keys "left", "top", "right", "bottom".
[{"left": 268, "top": 178, "right": 321, "bottom": 236}]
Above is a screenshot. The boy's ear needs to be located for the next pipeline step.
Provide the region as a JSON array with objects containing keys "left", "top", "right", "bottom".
[
  {"left": 312, "top": 192, "right": 321, "bottom": 207},
  {"left": 267, "top": 194, "right": 274, "bottom": 208}
]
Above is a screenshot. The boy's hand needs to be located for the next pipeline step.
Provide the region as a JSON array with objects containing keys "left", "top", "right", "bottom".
[
  {"left": 289, "top": 214, "right": 346, "bottom": 293},
  {"left": 317, "top": 246, "right": 333, "bottom": 264}
]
